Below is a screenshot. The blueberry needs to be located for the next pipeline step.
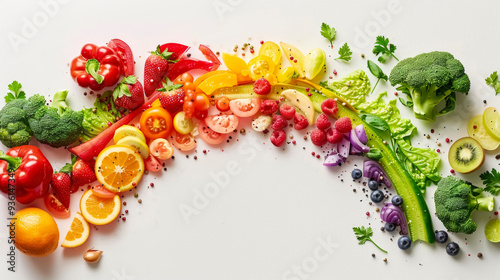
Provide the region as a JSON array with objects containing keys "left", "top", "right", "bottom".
[
  {"left": 446, "top": 242, "right": 460, "bottom": 256},
  {"left": 370, "top": 190, "right": 384, "bottom": 203},
  {"left": 351, "top": 169, "right": 362, "bottom": 180},
  {"left": 368, "top": 180, "right": 379, "bottom": 190},
  {"left": 435, "top": 230, "right": 448, "bottom": 244},
  {"left": 398, "top": 236, "right": 411, "bottom": 250},
  {"left": 391, "top": 195, "right": 403, "bottom": 206},
  {"left": 384, "top": 223, "right": 396, "bottom": 232}
]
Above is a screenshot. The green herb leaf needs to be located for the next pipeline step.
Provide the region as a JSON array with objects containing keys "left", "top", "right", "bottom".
[
  {"left": 398, "top": 97, "right": 413, "bottom": 108},
  {"left": 320, "top": 22, "right": 336, "bottom": 47},
  {"left": 359, "top": 113, "right": 390, "bottom": 132},
  {"left": 336, "top": 43, "right": 352, "bottom": 62},
  {"left": 319, "top": 81, "right": 329, "bottom": 88},
  {"left": 353, "top": 226, "right": 387, "bottom": 253},
  {"left": 85, "top": 59, "right": 104, "bottom": 84},
  {"left": 157, "top": 78, "right": 183, "bottom": 92},
  {"left": 485, "top": 71, "right": 500, "bottom": 95},
  {"left": 5, "top": 81, "right": 26, "bottom": 103},
  {"left": 367, "top": 60, "right": 387, "bottom": 80},
  {"left": 366, "top": 148, "right": 383, "bottom": 161},
  {"left": 481, "top": 169, "right": 500, "bottom": 195},
  {"left": 373, "top": 36, "right": 399, "bottom": 63}
]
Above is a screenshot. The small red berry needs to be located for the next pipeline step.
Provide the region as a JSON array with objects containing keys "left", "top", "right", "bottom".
[
  {"left": 260, "top": 100, "right": 279, "bottom": 115},
  {"left": 270, "top": 130, "right": 286, "bottom": 147},
  {"left": 451, "top": 169, "right": 455, "bottom": 174},
  {"left": 334, "top": 117, "right": 352, "bottom": 134},
  {"left": 271, "top": 115, "right": 288, "bottom": 131},
  {"left": 310, "top": 129, "right": 327, "bottom": 146},
  {"left": 293, "top": 113, "right": 309, "bottom": 130},
  {"left": 253, "top": 78, "right": 271, "bottom": 95},
  {"left": 279, "top": 103, "right": 296, "bottom": 120},
  {"left": 316, "top": 113, "right": 331, "bottom": 130},
  {"left": 445, "top": 138, "right": 450, "bottom": 143},
  {"left": 326, "top": 127, "right": 343, "bottom": 144}
]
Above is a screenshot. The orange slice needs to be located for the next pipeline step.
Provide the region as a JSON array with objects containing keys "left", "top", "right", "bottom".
[
  {"left": 95, "top": 145, "right": 145, "bottom": 193},
  {"left": 80, "top": 190, "right": 121, "bottom": 225},
  {"left": 61, "top": 212, "right": 90, "bottom": 248}
]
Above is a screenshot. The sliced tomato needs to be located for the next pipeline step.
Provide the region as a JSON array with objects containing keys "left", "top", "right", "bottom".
[
  {"left": 170, "top": 131, "right": 196, "bottom": 151},
  {"left": 149, "top": 138, "right": 174, "bottom": 160},
  {"left": 145, "top": 155, "right": 162, "bottom": 172},
  {"left": 44, "top": 194, "right": 71, "bottom": 219},
  {"left": 205, "top": 114, "right": 239, "bottom": 134},
  {"left": 108, "top": 39, "right": 135, "bottom": 76},
  {"left": 139, "top": 107, "right": 173, "bottom": 140},
  {"left": 91, "top": 184, "right": 117, "bottom": 198},
  {"left": 199, "top": 44, "right": 221, "bottom": 71},
  {"left": 198, "top": 121, "right": 225, "bottom": 145},
  {"left": 229, "top": 98, "right": 261, "bottom": 118},
  {"left": 215, "top": 96, "right": 230, "bottom": 112}
]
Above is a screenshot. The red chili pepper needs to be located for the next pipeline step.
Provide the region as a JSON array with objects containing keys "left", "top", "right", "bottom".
[
  {"left": 70, "top": 43, "right": 122, "bottom": 91},
  {"left": 198, "top": 44, "right": 221, "bottom": 71},
  {"left": 0, "top": 145, "right": 53, "bottom": 204},
  {"left": 159, "top": 43, "right": 190, "bottom": 61},
  {"left": 166, "top": 58, "right": 214, "bottom": 81}
]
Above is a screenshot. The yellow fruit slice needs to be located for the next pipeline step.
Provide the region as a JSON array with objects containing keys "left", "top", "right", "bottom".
[
  {"left": 222, "top": 53, "right": 249, "bottom": 76},
  {"left": 95, "top": 145, "right": 145, "bottom": 193},
  {"left": 116, "top": 136, "right": 149, "bottom": 159},
  {"left": 281, "top": 89, "right": 315, "bottom": 125},
  {"left": 467, "top": 115, "right": 500, "bottom": 150},
  {"left": 483, "top": 107, "right": 500, "bottom": 141},
  {"left": 259, "top": 41, "right": 282, "bottom": 67},
  {"left": 80, "top": 190, "right": 121, "bottom": 225},
  {"left": 248, "top": 55, "right": 276, "bottom": 81},
  {"left": 114, "top": 125, "right": 146, "bottom": 143},
  {"left": 61, "top": 212, "right": 90, "bottom": 248},
  {"left": 197, "top": 72, "right": 238, "bottom": 95},
  {"left": 280, "top": 42, "right": 305, "bottom": 78}
]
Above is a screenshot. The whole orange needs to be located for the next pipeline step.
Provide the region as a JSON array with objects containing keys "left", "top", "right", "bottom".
[{"left": 13, "top": 207, "right": 59, "bottom": 257}]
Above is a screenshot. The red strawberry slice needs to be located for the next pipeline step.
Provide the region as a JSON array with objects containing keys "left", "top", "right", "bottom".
[
  {"left": 51, "top": 172, "right": 71, "bottom": 208},
  {"left": 144, "top": 45, "right": 174, "bottom": 97},
  {"left": 113, "top": 75, "right": 145, "bottom": 111},
  {"left": 159, "top": 88, "right": 185, "bottom": 114}
]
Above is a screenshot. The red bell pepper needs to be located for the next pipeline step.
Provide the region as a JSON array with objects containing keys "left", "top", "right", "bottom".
[
  {"left": 166, "top": 59, "right": 214, "bottom": 81},
  {"left": 198, "top": 44, "right": 221, "bottom": 71},
  {"left": 159, "top": 43, "right": 190, "bottom": 61},
  {"left": 70, "top": 43, "right": 122, "bottom": 91},
  {"left": 0, "top": 145, "right": 53, "bottom": 204}
]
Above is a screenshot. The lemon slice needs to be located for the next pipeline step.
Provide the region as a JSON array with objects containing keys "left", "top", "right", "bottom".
[
  {"left": 467, "top": 115, "right": 500, "bottom": 150},
  {"left": 114, "top": 125, "right": 146, "bottom": 143},
  {"left": 485, "top": 220, "right": 500, "bottom": 243},
  {"left": 116, "top": 136, "right": 149, "bottom": 158}
]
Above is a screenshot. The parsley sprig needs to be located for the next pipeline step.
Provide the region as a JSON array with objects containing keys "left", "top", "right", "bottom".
[
  {"left": 353, "top": 226, "right": 387, "bottom": 253},
  {"left": 373, "top": 36, "right": 399, "bottom": 63},
  {"left": 5, "top": 81, "right": 26, "bottom": 103},
  {"left": 480, "top": 169, "right": 500, "bottom": 195},
  {"left": 336, "top": 43, "right": 352, "bottom": 62},
  {"left": 320, "top": 22, "right": 336, "bottom": 47},
  {"left": 485, "top": 71, "right": 500, "bottom": 95}
]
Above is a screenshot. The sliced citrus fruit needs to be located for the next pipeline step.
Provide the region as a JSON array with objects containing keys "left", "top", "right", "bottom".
[
  {"left": 467, "top": 115, "right": 500, "bottom": 150},
  {"left": 80, "top": 189, "right": 121, "bottom": 225},
  {"left": 485, "top": 219, "right": 500, "bottom": 243},
  {"left": 114, "top": 125, "right": 146, "bottom": 143},
  {"left": 483, "top": 107, "right": 500, "bottom": 141},
  {"left": 61, "top": 212, "right": 90, "bottom": 248},
  {"left": 116, "top": 136, "right": 149, "bottom": 158},
  {"left": 95, "top": 145, "right": 145, "bottom": 193}
]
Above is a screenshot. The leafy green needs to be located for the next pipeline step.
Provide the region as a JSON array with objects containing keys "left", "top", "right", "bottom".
[
  {"left": 372, "top": 36, "right": 399, "bottom": 63},
  {"left": 81, "top": 91, "right": 122, "bottom": 142},
  {"left": 336, "top": 43, "right": 352, "bottom": 62},
  {"left": 366, "top": 148, "right": 383, "bottom": 161},
  {"left": 320, "top": 22, "right": 336, "bottom": 47},
  {"left": 353, "top": 226, "right": 387, "bottom": 253},
  {"left": 359, "top": 113, "right": 390, "bottom": 132},
  {"left": 367, "top": 60, "right": 388, "bottom": 94},
  {"left": 5, "top": 81, "right": 26, "bottom": 103},
  {"left": 485, "top": 71, "right": 500, "bottom": 95},
  {"left": 480, "top": 169, "right": 500, "bottom": 195},
  {"left": 322, "top": 69, "right": 371, "bottom": 108}
]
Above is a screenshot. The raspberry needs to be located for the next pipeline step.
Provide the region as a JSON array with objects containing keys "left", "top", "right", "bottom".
[
  {"left": 315, "top": 113, "right": 331, "bottom": 130},
  {"left": 279, "top": 103, "right": 296, "bottom": 120},
  {"left": 310, "top": 129, "right": 327, "bottom": 146},
  {"left": 334, "top": 117, "right": 352, "bottom": 133},
  {"left": 271, "top": 114, "right": 288, "bottom": 131},
  {"left": 270, "top": 130, "right": 286, "bottom": 147},
  {"left": 326, "top": 127, "right": 343, "bottom": 144},
  {"left": 293, "top": 113, "right": 309, "bottom": 130},
  {"left": 253, "top": 78, "right": 271, "bottom": 95},
  {"left": 260, "top": 99, "right": 278, "bottom": 115},
  {"left": 321, "top": 98, "right": 338, "bottom": 116}
]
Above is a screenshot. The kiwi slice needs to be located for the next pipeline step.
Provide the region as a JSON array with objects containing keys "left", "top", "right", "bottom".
[{"left": 448, "top": 137, "right": 485, "bottom": 173}]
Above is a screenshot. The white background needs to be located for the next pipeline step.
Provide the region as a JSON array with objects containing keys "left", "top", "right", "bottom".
[{"left": 1, "top": 0, "right": 500, "bottom": 279}]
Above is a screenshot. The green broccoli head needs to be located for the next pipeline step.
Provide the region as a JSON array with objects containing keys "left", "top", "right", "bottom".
[
  {"left": 0, "top": 99, "right": 32, "bottom": 147},
  {"left": 434, "top": 176, "right": 494, "bottom": 234},
  {"left": 389, "top": 51, "right": 470, "bottom": 121},
  {"left": 23, "top": 94, "right": 46, "bottom": 119},
  {"left": 28, "top": 90, "right": 83, "bottom": 148}
]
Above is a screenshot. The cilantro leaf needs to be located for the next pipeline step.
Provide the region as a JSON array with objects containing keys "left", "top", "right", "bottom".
[
  {"left": 485, "top": 71, "right": 500, "bottom": 95},
  {"left": 320, "top": 22, "right": 336, "bottom": 47},
  {"left": 353, "top": 226, "right": 387, "bottom": 253},
  {"left": 336, "top": 43, "right": 352, "bottom": 62},
  {"left": 372, "top": 36, "right": 399, "bottom": 63},
  {"left": 5, "top": 81, "right": 26, "bottom": 103},
  {"left": 481, "top": 169, "right": 500, "bottom": 195},
  {"left": 157, "top": 78, "right": 183, "bottom": 92}
]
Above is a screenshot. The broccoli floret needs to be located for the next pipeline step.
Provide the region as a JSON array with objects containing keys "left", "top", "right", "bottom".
[
  {"left": 0, "top": 99, "right": 32, "bottom": 148},
  {"left": 434, "top": 176, "right": 494, "bottom": 234},
  {"left": 80, "top": 91, "right": 122, "bottom": 142},
  {"left": 389, "top": 51, "right": 470, "bottom": 121},
  {"left": 28, "top": 90, "right": 83, "bottom": 148},
  {"left": 23, "top": 94, "right": 46, "bottom": 119}
]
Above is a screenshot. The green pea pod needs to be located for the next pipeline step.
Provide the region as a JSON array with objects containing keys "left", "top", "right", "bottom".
[{"left": 304, "top": 48, "right": 326, "bottom": 80}]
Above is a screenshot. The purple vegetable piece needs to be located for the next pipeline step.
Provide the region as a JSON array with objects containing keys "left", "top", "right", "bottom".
[
  {"left": 323, "top": 151, "right": 345, "bottom": 166},
  {"left": 355, "top": 124, "right": 368, "bottom": 144},
  {"left": 380, "top": 203, "right": 408, "bottom": 235},
  {"left": 363, "top": 160, "right": 393, "bottom": 188},
  {"left": 350, "top": 129, "right": 370, "bottom": 153},
  {"left": 337, "top": 135, "right": 350, "bottom": 158}
]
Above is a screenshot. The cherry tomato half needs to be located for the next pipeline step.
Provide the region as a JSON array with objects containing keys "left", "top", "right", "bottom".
[
  {"left": 198, "top": 121, "right": 225, "bottom": 145},
  {"left": 44, "top": 194, "right": 71, "bottom": 219},
  {"left": 205, "top": 114, "right": 239, "bottom": 134},
  {"left": 215, "top": 96, "right": 230, "bottom": 112},
  {"left": 139, "top": 107, "right": 173, "bottom": 140},
  {"left": 149, "top": 138, "right": 174, "bottom": 160},
  {"left": 170, "top": 131, "right": 196, "bottom": 151},
  {"left": 229, "top": 98, "right": 261, "bottom": 118}
]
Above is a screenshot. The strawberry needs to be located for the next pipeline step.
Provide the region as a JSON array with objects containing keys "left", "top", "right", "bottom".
[
  {"left": 113, "top": 75, "right": 145, "bottom": 111},
  {"left": 334, "top": 117, "right": 352, "bottom": 134},
  {"left": 144, "top": 45, "right": 174, "bottom": 97},
  {"left": 158, "top": 79, "right": 185, "bottom": 113},
  {"left": 50, "top": 172, "right": 71, "bottom": 208},
  {"left": 71, "top": 158, "right": 97, "bottom": 192}
]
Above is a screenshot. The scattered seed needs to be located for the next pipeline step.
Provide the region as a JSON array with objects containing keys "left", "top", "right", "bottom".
[
  {"left": 478, "top": 253, "right": 483, "bottom": 258},
  {"left": 134, "top": 193, "right": 138, "bottom": 198},
  {"left": 426, "top": 134, "right": 430, "bottom": 139},
  {"left": 361, "top": 54, "right": 365, "bottom": 58},
  {"left": 138, "top": 199, "right": 142, "bottom": 204}
]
